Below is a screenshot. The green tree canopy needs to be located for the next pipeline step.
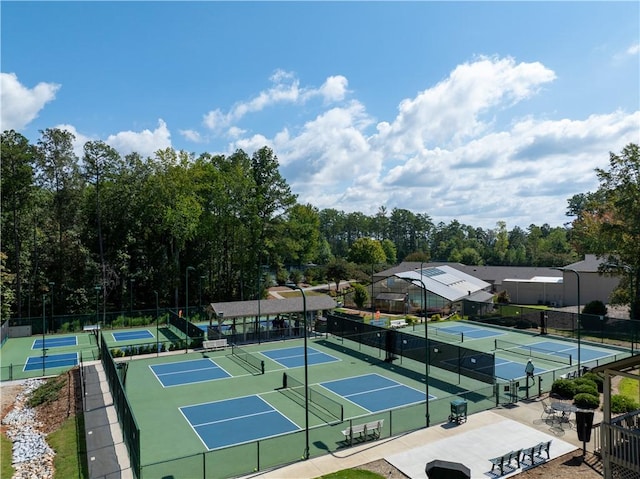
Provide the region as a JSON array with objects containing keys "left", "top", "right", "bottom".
[{"left": 569, "top": 143, "right": 640, "bottom": 321}]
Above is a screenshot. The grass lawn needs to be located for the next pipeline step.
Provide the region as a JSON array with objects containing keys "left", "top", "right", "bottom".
[
  {"left": 1, "top": 433, "right": 14, "bottom": 478},
  {"left": 48, "top": 414, "right": 89, "bottom": 479},
  {"left": 619, "top": 376, "right": 640, "bottom": 402}
]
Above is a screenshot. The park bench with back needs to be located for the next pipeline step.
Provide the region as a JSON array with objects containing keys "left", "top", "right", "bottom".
[
  {"left": 488, "top": 448, "right": 521, "bottom": 476},
  {"left": 341, "top": 419, "right": 384, "bottom": 446},
  {"left": 202, "top": 338, "right": 228, "bottom": 351}
]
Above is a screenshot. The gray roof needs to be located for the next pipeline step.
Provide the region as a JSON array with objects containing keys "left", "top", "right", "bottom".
[
  {"left": 565, "top": 254, "right": 607, "bottom": 273},
  {"left": 381, "top": 262, "right": 563, "bottom": 286},
  {"left": 207, "top": 295, "right": 336, "bottom": 319},
  {"left": 393, "top": 265, "right": 492, "bottom": 302}
]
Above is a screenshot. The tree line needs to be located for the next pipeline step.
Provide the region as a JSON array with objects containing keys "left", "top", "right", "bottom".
[{"left": 1, "top": 129, "right": 637, "bottom": 321}]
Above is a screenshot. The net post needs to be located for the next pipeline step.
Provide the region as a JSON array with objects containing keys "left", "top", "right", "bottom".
[{"left": 261, "top": 360, "right": 265, "bottom": 375}]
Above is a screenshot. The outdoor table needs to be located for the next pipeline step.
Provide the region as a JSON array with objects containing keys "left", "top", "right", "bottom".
[{"left": 551, "top": 402, "right": 577, "bottom": 423}]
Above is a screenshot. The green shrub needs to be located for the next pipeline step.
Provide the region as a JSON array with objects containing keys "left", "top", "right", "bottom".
[
  {"left": 27, "top": 377, "right": 65, "bottom": 407},
  {"left": 581, "top": 372, "right": 604, "bottom": 392},
  {"left": 582, "top": 300, "right": 607, "bottom": 316},
  {"left": 551, "top": 379, "right": 577, "bottom": 399},
  {"left": 574, "top": 383, "right": 598, "bottom": 397},
  {"left": 610, "top": 394, "right": 640, "bottom": 414},
  {"left": 431, "top": 314, "right": 441, "bottom": 322},
  {"left": 574, "top": 377, "right": 598, "bottom": 391},
  {"left": 573, "top": 392, "right": 600, "bottom": 409}
]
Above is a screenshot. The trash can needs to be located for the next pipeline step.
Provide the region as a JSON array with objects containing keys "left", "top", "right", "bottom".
[{"left": 448, "top": 399, "right": 467, "bottom": 424}]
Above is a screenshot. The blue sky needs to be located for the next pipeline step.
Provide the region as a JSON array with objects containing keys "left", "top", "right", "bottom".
[{"left": 2, "top": 1, "right": 639, "bottom": 230}]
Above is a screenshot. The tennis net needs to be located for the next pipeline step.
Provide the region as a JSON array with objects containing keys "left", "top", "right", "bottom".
[
  {"left": 282, "top": 373, "right": 344, "bottom": 422},
  {"left": 430, "top": 327, "right": 464, "bottom": 343},
  {"left": 231, "top": 344, "right": 265, "bottom": 374},
  {"left": 494, "top": 339, "right": 572, "bottom": 366}
]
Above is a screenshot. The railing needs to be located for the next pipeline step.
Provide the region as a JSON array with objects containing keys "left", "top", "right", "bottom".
[{"left": 600, "top": 410, "right": 640, "bottom": 477}]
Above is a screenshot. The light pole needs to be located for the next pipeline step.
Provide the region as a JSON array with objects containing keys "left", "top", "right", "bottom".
[
  {"left": 42, "top": 294, "right": 46, "bottom": 376},
  {"left": 129, "top": 278, "right": 135, "bottom": 316},
  {"left": 49, "top": 281, "right": 55, "bottom": 334},
  {"left": 286, "top": 282, "right": 309, "bottom": 459},
  {"left": 94, "top": 285, "right": 101, "bottom": 328},
  {"left": 397, "top": 274, "right": 430, "bottom": 427},
  {"left": 154, "top": 290, "right": 159, "bottom": 356},
  {"left": 199, "top": 275, "right": 205, "bottom": 309},
  {"left": 553, "top": 267, "right": 581, "bottom": 374},
  {"left": 186, "top": 266, "right": 195, "bottom": 353}
]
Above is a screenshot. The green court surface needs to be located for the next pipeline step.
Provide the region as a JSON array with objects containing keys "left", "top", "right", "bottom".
[
  {"left": 0, "top": 325, "right": 182, "bottom": 381},
  {"left": 0, "top": 331, "right": 99, "bottom": 380},
  {"left": 2, "top": 318, "right": 632, "bottom": 478}
]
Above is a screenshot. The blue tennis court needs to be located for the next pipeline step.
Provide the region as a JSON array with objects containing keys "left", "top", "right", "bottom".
[
  {"left": 180, "top": 395, "right": 299, "bottom": 450},
  {"left": 150, "top": 358, "right": 230, "bottom": 387},
  {"left": 432, "top": 324, "right": 503, "bottom": 340},
  {"left": 495, "top": 357, "right": 547, "bottom": 380},
  {"left": 24, "top": 352, "right": 79, "bottom": 371},
  {"left": 112, "top": 330, "right": 154, "bottom": 342},
  {"left": 261, "top": 346, "right": 340, "bottom": 368},
  {"left": 524, "top": 340, "right": 613, "bottom": 362},
  {"left": 32, "top": 336, "right": 77, "bottom": 349},
  {"left": 321, "top": 373, "right": 433, "bottom": 413}
]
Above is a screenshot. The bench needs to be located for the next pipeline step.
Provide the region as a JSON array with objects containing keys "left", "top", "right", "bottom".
[
  {"left": 489, "top": 449, "right": 521, "bottom": 476},
  {"left": 521, "top": 440, "right": 552, "bottom": 464},
  {"left": 341, "top": 419, "right": 384, "bottom": 446},
  {"left": 389, "top": 320, "right": 407, "bottom": 329},
  {"left": 203, "top": 339, "right": 228, "bottom": 351}
]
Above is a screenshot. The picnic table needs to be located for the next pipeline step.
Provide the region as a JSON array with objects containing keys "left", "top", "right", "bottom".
[{"left": 551, "top": 402, "right": 577, "bottom": 423}]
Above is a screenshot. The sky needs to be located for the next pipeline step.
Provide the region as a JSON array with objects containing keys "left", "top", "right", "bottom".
[{"left": 2, "top": 1, "right": 639, "bottom": 230}]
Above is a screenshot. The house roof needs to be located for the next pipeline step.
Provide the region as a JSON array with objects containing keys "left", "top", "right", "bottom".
[
  {"left": 379, "top": 262, "right": 563, "bottom": 286},
  {"left": 565, "top": 254, "right": 608, "bottom": 273},
  {"left": 206, "top": 295, "right": 336, "bottom": 319}
]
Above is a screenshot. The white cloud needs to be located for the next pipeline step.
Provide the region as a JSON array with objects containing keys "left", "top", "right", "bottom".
[
  {"left": 202, "top": 71, "right": 349, "bottom": 133},
  {"left": 626, "top": 43, "right": 640, "bottom": 56},
  {"left": 233, "top": 56, "right": 637, "bottom": 229},
  {"left": 0, "top": 72, "right": 60, "bottom": 131},
  {"left": 179, "top": 129, "right": 203, "bottom": 143},
  {"left": 106, "top": 119, "right": 171, "bottom": 157},
  {"left": 373, "top": 56, "right": 556, "bottom": 155}
]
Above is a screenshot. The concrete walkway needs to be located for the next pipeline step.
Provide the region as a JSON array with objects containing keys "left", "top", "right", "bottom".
[
  {"left": 84, "top": 361, "right": 133, "bottom": 479},
  {"left": 241, "top": 400, "right": 594, "bottom": 479}
]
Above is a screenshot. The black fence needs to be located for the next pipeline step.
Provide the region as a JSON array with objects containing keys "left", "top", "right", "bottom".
[
  {"left": 469, "top": 303, "right": 639, "bottom": 352},
  {"left": 326, "top": 313, "right": 495, "bottom": 384},
  {"left": 100, "top": 333, "right": 141, "bottom": 478},
  {"left": 168, "top": 310, "right": 205, "bottom": 349}
]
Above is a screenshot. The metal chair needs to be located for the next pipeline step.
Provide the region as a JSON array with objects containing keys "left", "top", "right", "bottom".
[{"left": 541, "top": 399, "right": 559, "bottom": 423}]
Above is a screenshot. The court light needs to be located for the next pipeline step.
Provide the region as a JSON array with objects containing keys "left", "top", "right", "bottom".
[
  {"left": 396, "top": 274, "right": 430, "bottom": 427},
  {"left": 285, "top": 282, "right": 309, "bottom": 460},
  {"left": 186, "top": 266, "right": 196, "bottom": 354},
  {"left": 41, "top": 293, "right": 46, "bottom": 376},
  {"left": 552, "top": 267, "right": 581, "bottom": 375}
]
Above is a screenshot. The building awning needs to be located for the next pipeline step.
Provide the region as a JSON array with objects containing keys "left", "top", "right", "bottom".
[
  {"left": 376, "top": 293, "right": 406, "bottom": 302},
  {"left": 206, "top": 295, "right": 336, "bottom": 320}
]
